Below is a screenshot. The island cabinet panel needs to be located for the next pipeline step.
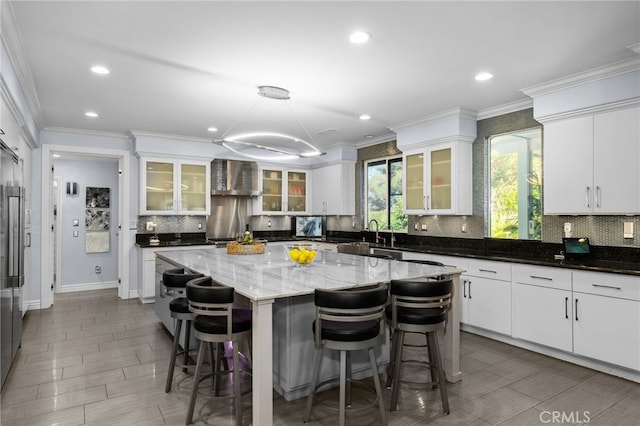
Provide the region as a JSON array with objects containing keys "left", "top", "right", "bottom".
[
  {"left": 572, "top": 271, "right": 640, "bottom": 371},
  {"left": 272, "top": 295, "right": 390, "bottom": 401},
  {"left": 512, "top": 265, "right": 573, "bottom": 351}
]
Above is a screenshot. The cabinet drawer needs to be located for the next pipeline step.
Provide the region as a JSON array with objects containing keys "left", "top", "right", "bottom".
[
  {"left": 573, "top": 270, "right": 640, "bottom": 301},
  {"left": 513, "top": 264, "right": 572, "bottom": 291},
  {"left": 466, "top": 259, "right": 511, "bottom": 281}
]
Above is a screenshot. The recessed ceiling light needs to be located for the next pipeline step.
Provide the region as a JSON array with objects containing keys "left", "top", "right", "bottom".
[
  {"left": 349, "top": 31, "right": 371, "bottom": 44},
  {"left": 85, "top": 111, "right": 98, "bottom": 118},
  {"left": 359, "top": 114, "right": 371, "bottom": 120},
  {"left": 207, "top": 127, "right": 218, "bottom": 132},
  {"left": 475, "top": 72, "right": 493, "bottom": 81},
  {"left": 364, "top": 134, "right": 375, "bottom": 139},
  {"left": 90, "top": 65, "right": 110, "bottom": 75}
]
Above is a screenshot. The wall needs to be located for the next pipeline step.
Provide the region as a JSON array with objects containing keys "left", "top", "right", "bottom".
[{"left": 54, "top": 159, "right": 119, "bottom": 289}]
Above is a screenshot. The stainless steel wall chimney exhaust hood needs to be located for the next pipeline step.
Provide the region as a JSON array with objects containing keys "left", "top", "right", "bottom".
[{"left": 210, "top": 159, "right": 260, "bottom": 196}]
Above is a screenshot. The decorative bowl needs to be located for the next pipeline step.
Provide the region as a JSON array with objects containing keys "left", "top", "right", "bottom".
[{"left": 286, "top": 244, "right": 318, "bottom": 266}]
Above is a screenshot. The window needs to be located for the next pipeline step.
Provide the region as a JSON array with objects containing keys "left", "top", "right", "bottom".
[
  {"left": 489, "top": 127, "right": 542, "bottom": 239},
  {"left": 366, "top": 156, "right": 407, "bottom": 231}
]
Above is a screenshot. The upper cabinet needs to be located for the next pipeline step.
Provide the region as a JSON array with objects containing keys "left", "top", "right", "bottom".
[
  {"left": 544, "top": 106, "right": 640, "bottom": 215},
  {"left": 403, "top": 141, "right": 472, "bottom": 215},
  {"left": 311, "top": 162, "right": 355, "bottom": 215},
  {"left": 140, "top": 157, "right": 210, "bottom": 215},
  {"left": 256, "top": 168, "right": 309, "bottom": 215}
]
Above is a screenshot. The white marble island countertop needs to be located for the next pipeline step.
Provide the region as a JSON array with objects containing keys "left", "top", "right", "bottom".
[{"left": 155, "top": 241, "right": 463, "bottom": 301}]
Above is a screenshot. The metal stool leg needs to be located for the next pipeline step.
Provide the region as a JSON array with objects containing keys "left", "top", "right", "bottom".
[
  {"left": 165, "top": 318, "right": 183, "bottom": 393},
  {"left": 385, "top": 330, "right": 399, "bottom": 389},
  {"left": 368, "top": 347, "right": 387, "bottom": 426},
  {"left": 338, "top": 350, "right": 347, "bottom": 426},
  {"left": 186, "top": 338, "right": 208, "bottom": 425},
  {"left": 303, "top": 347, "right": 323, "bottom": 422},
  {"left": 389, "top": 329, "right": 405, "bottom": 411},
  {"left": 183, "top": 320, "right": 191, "bottom": 373},
  {"left": 428, "top": 331, "right": 450, "bottom": 415},
  {"left": 233, "top": 341, "right": 243, "bottom": 426},
  {"left": 345, "top": 351, "right": 352, "bottom": 407},
  {"left": 426, "top": 332, "right": 438, "bottom": 389}
]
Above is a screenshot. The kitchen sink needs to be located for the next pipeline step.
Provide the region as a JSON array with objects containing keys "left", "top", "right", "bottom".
[{"left": 336, "top": 242, "right": 403, "bottom": 260}]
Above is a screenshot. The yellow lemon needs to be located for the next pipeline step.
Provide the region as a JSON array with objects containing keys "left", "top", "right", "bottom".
[{"left": 289, "top": 249, "right": 300, "bottom": 262}]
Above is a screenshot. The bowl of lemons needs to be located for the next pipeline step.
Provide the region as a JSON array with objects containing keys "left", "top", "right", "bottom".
[{"left": 286, "top": 244, "right": 318, "bottom": 266}]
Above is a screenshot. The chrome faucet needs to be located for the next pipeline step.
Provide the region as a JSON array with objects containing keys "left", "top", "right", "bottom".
[{"left": 367, "top": 219, "right": 382, "bottom": 245}]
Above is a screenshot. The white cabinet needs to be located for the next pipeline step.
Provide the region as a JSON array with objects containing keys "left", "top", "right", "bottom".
[
  {"left": 462, "top": 259, "right": 511, "bottom": 335},
  {"left": 544, "top": 106, "right": 640, "bottom": 214},
  {"left": 140, "top": 157, "right": 210, "bottom": 215},
  {"left": 572, "top": 271, "right": 640, "bottom": 371},
  {"left": 256, "top": 168, "right": 309, "bottom": 215},
  {"left": 403, "top": 141, "right": 472, "bottom": 215},
  {"left": 311, "top": 162, "right": 355, "bottom": 215},
  {"left": 512, "top": 265, "right": 573, "bottom": 351}
]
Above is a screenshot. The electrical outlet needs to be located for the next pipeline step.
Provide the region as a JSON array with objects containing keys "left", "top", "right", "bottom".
[
  {"left": 624, "top": 222, "right": 634, "bottom": 238},
  {"left": 461, "top": 223, "right": 467, "bottom": 233},
  {"left": 198, "top": 223, "right": 202, "bottom": 230},
  {"left": 414, "top": 223, "right": 419, "bottom": 231},
  {"left": 95, "top": 266, "right": 101, "bottom": 274},
  {"left": 267, "top": 220, "right": 272, "bottom": 228}
]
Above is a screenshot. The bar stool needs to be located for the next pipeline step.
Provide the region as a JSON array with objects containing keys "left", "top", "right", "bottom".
[
  {"left": 162, "top": 268, "right": 203, "bottom": 393},
  {"left": 185, "top": 276, "right": 252, "bottom": 426},
  {"left": 385, "top": 277, "right": 452, "bottom": 416},
  {"left": 303, "top": 284, "right": 388, "bottom": 426}
]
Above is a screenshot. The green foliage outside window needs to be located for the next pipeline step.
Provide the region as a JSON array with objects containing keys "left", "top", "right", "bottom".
[
  {"left": 366, "top": 157, "right": 407, "bottom": 232},
  {"left": 489, "top": 128, "right": 542, "bottom": 240}
]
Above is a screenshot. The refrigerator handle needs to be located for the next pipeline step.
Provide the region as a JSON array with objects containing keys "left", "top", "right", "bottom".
[{"left": 7, "top": 186, "right": 24, "bottom": 287}]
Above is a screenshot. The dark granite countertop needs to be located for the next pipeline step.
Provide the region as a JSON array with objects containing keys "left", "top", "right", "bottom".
[{"left": 135, "top": 232, "right": 218, "bottom": 248}]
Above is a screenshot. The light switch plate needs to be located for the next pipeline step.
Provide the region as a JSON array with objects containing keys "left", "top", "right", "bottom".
[
  {"left": 420, "top": 223, "right": 427, "bottom": 231},
  {"left": 624, "top": 222, "right": 634, "bottom": 238}
]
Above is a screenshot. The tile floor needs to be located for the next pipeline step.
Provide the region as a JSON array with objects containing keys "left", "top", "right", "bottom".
[{"left": 1, "top": 289, "right": 638, "bottom": 425}]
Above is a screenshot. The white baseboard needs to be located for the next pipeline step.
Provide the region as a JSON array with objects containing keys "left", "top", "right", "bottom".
[
  {"left": 24, "top": 300, "right": 41, "bottom": 312},
  {"left": 128, "top": 290, "right": 139, "bottom": 300},
  {"left": 57, "top": 281, "right": 119, "bottom": 293}
]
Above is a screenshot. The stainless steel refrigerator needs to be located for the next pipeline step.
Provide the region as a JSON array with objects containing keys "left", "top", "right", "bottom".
[{"left": 0, "top": 139, "right": 24, "bottom": 389}]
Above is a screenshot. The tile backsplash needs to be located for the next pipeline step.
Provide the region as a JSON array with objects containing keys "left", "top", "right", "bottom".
[
  {"left": 543, "top": 215, "right": 640, "bottom": 247},
  {"left": 137, "top": 215, "right": 206, "bottom": 234}
]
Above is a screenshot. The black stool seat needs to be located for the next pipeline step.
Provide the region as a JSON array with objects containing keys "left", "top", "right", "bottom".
[
  {"left": 169, "top": 297, "right": 190, "bottom": 314},
  {"left": 314, "top": 319, "right": 380, "bottom": 342},
  {"left": 384, "top": 306, "right": 446, "bottom": 325},
  {"left": 194, "top": 310, "right": 252, "bottom": 335}
]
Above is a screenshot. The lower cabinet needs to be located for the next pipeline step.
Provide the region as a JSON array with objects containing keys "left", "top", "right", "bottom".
[
  {"left": 462, "top": 259, "right": 512, "bottom": 335},
  {"left": 572, "top": 271, "right": 640, "bottom": 371},
  {"left": 512, "top": 265, "right": 573, "bottom": 352}
]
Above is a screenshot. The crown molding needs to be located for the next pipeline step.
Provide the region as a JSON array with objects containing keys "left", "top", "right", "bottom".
[
  {"left": 128, "top": 130, "right": 212, "bottom": 144},
  {"left": 42, "top": 126, "right": 132, "bottom": 141},
  {"left": 0, "top": 2, "right": 44, "bottom": 131},
  {"left": 388, "top": 106, "right": 478, "bottom": 133},
  {"left": 476, "top": 98, "right": 533, "bottom": 121},
  {"left": 521, "top": 57, "right": 640, "bottom": 98}
]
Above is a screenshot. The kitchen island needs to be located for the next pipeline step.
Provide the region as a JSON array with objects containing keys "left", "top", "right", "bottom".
[{"left": 156, "top": 241, "right": 464, "bottom": 426}]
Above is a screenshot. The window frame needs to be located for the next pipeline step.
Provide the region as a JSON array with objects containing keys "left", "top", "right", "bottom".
[{"left": 364, "top": 155, "right": 407, "bottom": 232}]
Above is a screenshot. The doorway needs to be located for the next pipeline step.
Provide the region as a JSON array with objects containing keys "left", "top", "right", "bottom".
[{"left": 40, "top": 144, "right": 130, "bottom": 309}]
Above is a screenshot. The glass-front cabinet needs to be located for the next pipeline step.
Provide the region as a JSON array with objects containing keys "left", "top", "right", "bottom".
[
  {"left": 403, "top": 141, "right": 471, "bottom": 215},
  {"left": 257, "top": 168, "right": 308, "bottom": 214},
  {"left": 140, "top": 157, "right": 210, "bottom": 215}
]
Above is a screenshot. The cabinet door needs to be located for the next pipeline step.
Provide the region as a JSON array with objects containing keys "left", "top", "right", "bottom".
[
  {"left": 261, "top": 169, "right": 283, "bottom": 213},
  {"left": 142, "top": 159, "right": 177, "bottom": 214},
  {"left": 311, "top": 163, "right": 355, "bottom": 215},
  {"left": 573, "top": 293, "right": 640, "bottom": 371},
  {"left": 426, "top": 146, "right": 452, "bottom": 212},
  {"left": 466, "top": 276, "right": 511, "bottom": 335},
  {"left": 286, "top": 170, "right": 307, "bottom": 213},
  {"left": 513, "top": 283, "right": 572, "bottom": 351},
  {"left": 543, "top": 116, "right": 594, "bottom": 214},
  {"left": 403, "top": 151, "right": 425, "bottom": 213},
  {"left": 178, "top": 162, "right": 209, "bottom": 215},
  {"left": 593, "top": 107, "right": 640, "bottom": 214}
]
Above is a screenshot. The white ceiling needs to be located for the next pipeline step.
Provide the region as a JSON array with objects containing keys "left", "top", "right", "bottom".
[{"left": 7, "top": 1, "right": 640, "bottom": 155}]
